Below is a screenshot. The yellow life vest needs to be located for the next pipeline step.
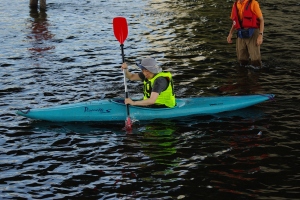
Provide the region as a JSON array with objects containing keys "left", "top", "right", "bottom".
[{"left": 143, "top": 72, "right": 176, "bottom": 108}]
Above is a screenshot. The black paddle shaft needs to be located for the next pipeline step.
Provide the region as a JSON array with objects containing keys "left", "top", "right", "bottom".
[{"left": 121, "top": 44, "right": 125, "bottom": 63}]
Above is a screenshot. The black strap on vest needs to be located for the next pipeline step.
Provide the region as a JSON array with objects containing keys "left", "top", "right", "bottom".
[{"left": 235, "top": 0, "right": 252, "bottom": 29}]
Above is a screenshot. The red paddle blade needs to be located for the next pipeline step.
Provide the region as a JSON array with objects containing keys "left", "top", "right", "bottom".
[
  {"left": 125, "top": 116, "right": 132, "bottom": 131},
  {"left": 113, "top": 17, "right": 128, "bottom": 44}
]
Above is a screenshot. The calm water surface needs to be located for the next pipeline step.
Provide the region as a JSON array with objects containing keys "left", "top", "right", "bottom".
[{"left": 0, "top": 0, "right": 299, "bottom": 199}]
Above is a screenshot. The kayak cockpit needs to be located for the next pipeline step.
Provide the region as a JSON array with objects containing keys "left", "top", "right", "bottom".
[{"left": 110, "top": 98, "right": 182, "bottom": 109}]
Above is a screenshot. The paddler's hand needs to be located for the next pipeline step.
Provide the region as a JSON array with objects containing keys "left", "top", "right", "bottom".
[
  {"left": 125, "top": 98, "right": 134, "bottom": 105},
  {"left": 121, "top": 62, "right": 128, "bottom": 70}
]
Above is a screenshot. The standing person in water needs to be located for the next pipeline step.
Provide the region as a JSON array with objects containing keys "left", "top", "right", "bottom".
[
  {"left": 227, "top": 0, "right": 264, "bottom": 68},
  {"left": 121, "top": 57, "right": 176, "bottom": 108}
]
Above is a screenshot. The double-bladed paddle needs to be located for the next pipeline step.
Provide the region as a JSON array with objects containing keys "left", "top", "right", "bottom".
[{"left": 113, "top": 17, "right": 132, "bottom": 131}]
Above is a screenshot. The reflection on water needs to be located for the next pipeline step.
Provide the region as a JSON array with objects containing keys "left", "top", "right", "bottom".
[
  {"left": 218, "top": 65, "right": 261, "bottom": 94},
  {"left": 28, "top": 7, "right": 55, "bottom": 54},
  {"left": 138, "top": 123, "right": 177, "bottom": 166}
]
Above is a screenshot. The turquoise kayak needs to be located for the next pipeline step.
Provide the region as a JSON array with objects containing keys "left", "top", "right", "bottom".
[{"left": 16, "top": 94, "right": 274, "bottom": 122}]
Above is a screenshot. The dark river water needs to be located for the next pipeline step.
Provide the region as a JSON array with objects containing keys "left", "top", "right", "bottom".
[{"left": 1, "top": 0, "right": 299, "bottom": 199}]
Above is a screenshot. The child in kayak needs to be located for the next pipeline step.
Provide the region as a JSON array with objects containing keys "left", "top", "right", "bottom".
[{"left": 121, "top": 57, "right": 176, "bottom": 108}]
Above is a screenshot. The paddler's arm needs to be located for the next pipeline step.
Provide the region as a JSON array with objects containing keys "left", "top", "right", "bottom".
[
  {"left": 125, "top": 92, "right": 159, "bottom": 106},
  {"left": 121, "top": 62, "right": 141, "bottom": 81}
]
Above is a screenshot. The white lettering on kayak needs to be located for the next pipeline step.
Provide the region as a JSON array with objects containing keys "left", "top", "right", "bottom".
[{"left": 84, "top": 107, "right": 111, "bottom": 113}]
